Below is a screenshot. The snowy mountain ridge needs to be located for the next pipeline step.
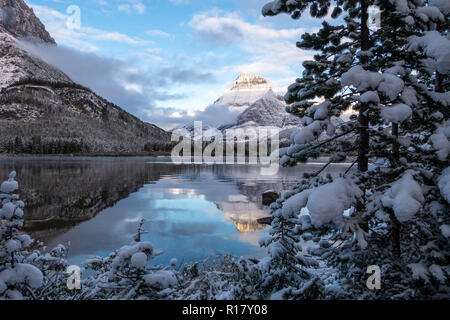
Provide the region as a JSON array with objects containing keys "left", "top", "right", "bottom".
[{"left": 235, "top": 90, "right": 300, "bottom": 128}]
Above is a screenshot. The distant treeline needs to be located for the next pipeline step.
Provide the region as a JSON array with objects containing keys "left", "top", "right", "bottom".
[
  {"left": 143, "top": 142, "right": 175, "bottom": 152},
  {"left": 2, "top": 137, "right": 176, "bottom": 155},
  {"left": 3, "top": 136, "right": 90, "bottom": 154}
]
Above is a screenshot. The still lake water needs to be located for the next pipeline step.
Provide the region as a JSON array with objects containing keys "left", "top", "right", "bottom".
[{"left": 0, "top": 157, "right": 347, "bottom": 267}]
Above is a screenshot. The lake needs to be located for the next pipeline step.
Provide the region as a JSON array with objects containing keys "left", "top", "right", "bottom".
[{"left": 0, "top": 157, "right": 348, "bottom": 267}]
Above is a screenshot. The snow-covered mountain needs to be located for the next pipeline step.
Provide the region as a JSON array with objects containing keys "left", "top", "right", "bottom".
[
  {"left": 214, "top": 73, "right": 272, "bottom": 110},
  {"left": 0, "top": 0, "right": 170, "bottom": 153},
  {"left": 235, "top": 91, "right": 300, "bottom": 128},
  {"left": 173, "top": 74, "right": 302, "bottom": 140},
  {"left": 0, "top": 0, "right": 70, "bottom": 89}
]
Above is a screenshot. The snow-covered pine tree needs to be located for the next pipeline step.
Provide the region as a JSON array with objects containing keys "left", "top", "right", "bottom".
[
  {"left": 261, "top": 0, "right": 449, "bottom": 298},
  {"left": 378, "top": 0, "right": 450, "bottom": 297},
  {"left": 258, "top": 179, "right": 313, "bottom": 295},
  {"left": 0, "top": 172, "right": 71, "bottom": 300},
  {"left": 0, "top": 172, "right": 43, "bottom": 299}
]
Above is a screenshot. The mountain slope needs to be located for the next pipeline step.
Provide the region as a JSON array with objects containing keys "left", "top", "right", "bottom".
[
  {"left": 235, "top": 91, "right": 301, "bottom": 128},
  {"left": 0, "top": 32, "right": 71, "bottom": 88},
  {"left": 0, "top": 0, "right": 171, "bottom": 153}
]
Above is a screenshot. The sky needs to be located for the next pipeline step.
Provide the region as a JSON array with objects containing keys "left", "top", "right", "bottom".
[{"left": 25, "top": 0, "right": 324, "bottom": 130}]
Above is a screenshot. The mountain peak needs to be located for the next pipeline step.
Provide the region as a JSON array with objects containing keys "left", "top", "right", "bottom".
[
  {"left": 231, "top": 73, "right": 271, "bottom": 91},
  {"left": 0, "top": 0, "right": 55, "bottom": 43},
  {"left": 213, "top": 73, "right": 272, "bottom": 109}
]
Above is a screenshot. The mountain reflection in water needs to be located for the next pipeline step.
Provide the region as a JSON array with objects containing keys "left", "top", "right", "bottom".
[{"left": 0, "top": 157, "right": 347, "bottom": 266}]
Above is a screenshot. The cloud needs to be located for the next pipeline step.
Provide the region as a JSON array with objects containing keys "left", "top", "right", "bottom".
[
  {"left": 29, "top": 3, "right": 150, "bottom": 51},
  {"left": 145, "top": 103, "right": 242, "bottom": 130},
  {"left": 169, "top": 0, "right": 190, "bottom": 5},
  {"left": 146, "top": 29, "right": 172, "bottom": 38},
  {"left": 20, "top": 41, "right": 216, "bottom": 125},
  {"left": 189, "top": 11, "right": 304, "bottom": 45},
  {"left": 156, "top": 67, "right": 216, "bottom": 84},
  {"left": 118, "top": 0, "right": 146, "bottom": 15},
  {"left": 189, "top": 11, "right": 312, "bottom": 84},
  {"left": 193, "top": 104, "right": 241, "bottom": 127}
]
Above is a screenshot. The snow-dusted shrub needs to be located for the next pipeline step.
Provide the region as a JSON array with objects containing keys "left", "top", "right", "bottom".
[
  {"left": 0, "top": 171, "right": 43, "bottom": 299},
  {"left": 0, "top": 172, "right": 71, "bottom": 300},
  {"left": 81, "top": 219, "right": 180, "bottom": 300},
  {"left": 175, "top": 255, "right": 266, "bottom": 300}
]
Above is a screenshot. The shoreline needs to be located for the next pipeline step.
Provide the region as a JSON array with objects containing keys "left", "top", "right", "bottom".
[
  {"left": 0, "top": 151, "right": 172, "bottom": 158},
  {"left": 0, "top": 154, "right": 356, "bottom": 165}
]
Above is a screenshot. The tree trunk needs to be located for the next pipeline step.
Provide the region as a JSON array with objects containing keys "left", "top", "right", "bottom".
[
  {"left": 387, "top": 209, "right": 401, "bottom": 259},
  {"left": 435, "top": 71, "right": 443, "bottom": 93},
  {"left": 392, "top": 123, "right": 399, "bottom": 165},
  {"left": 358, "top": 0, "right": 370, "bottom": 172}
]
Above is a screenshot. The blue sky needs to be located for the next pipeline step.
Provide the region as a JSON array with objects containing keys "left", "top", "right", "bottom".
[{"left": 25, "top": 0, "right": 323, "bottom": 129}]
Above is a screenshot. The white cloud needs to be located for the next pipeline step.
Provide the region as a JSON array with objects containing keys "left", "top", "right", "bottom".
[
  {"left": 144, "top": 103, "right": 242, "bottom": 130},
  {"left": 169, "top": 0, "right": 190, "bottom": 5},
  {"left": 189, "top": 11, "right": 312, "bottom": 87},
  {"left": 146, "top": 29, "right": 172, "bottom": 38},
  {"left": 118, "top": 0, "right": 146, "bottom": 15},
  {"left": 94, "top": 0, "right": 108, "bottom": 5},
  {"left": 189, "top": 12, "right": 304, "bottom": 42},
  {"left": 30, "top": 4, "right": 150, "bottom": 51}
]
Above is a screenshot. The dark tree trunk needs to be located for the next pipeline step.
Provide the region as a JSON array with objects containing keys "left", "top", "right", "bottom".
[
  {"left": 384, "top": 207, "right": 402, "bottom": 258},
  {"left": 435, "top": 71, "right": 443, "bottom": 93},
  {"left": 388, "top": 209, "right": 401, "bottom": 259},
  {"left": 392, "top": 123, "right": 399, "bottom": 165},
  {"left": 358, "top": 0, "right": 370, "bottom": 172}
]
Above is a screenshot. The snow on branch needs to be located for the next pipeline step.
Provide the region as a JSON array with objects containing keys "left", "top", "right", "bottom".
[{"left": 381, "top": 172, "right": 424, "bottom": 223}]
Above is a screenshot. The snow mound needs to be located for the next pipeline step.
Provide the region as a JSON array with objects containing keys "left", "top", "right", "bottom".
[
  {"left": 0, "top": 264, "right": 43, "bottom": 293},
  {"left": 130, "top": 252, "right": 147, "bottom": 269},
  {"left": 0, "top": 171, "right": 19, "bottom": 193},
  {"left": 430, "top": 120, "right": 450, "bottom": 161},
  {"left": 378, "top": 73, "right": 404, "bottom": 101},
  {"left": 111, "top": 242, "right": 154, "bottom": 271},
  {"left": 380, "top": 104, "right": 412, "bottom": 123},
  {"left": 0, "top": 201, "right": 23, "bottom": 219},
  {"left": 292, "top": 120, "right": 324, "bottom": 145},
  {"left": 359, "top": 91, "right": 380, "bottom": 104},
  {"left": 438, "top": 167, "right": 450, "bottom": 204},
  {"left": 144, "top": 270, "right": 178, "bottom": 289},
  {"left": 439, "top": 224, "right": 450, "bottom": 238},
  {"left": 307, "top": 178, "right": 363, "bottom": 227},
  {"left": 382, "top": 172, "right": 424, "bottom": 222},
  {"left": 341, "top": 66, "right": 382, "bottom": 91},
  {"left": 281, "top": 190, "right": 311, "bottom": 219},
  {"left": 408, "top": 31, "right": 450, "bottom": 74},
  {"left": 408, "top": 263, "right": 429, "bottom": 282},
  {"left": 429, "top": 0, "right": 450, "bottom": 14}
]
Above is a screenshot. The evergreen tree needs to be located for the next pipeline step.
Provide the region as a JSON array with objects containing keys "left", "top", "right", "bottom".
[{"left": 261, "top": 0, "right": 449, "bottom": 298}]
